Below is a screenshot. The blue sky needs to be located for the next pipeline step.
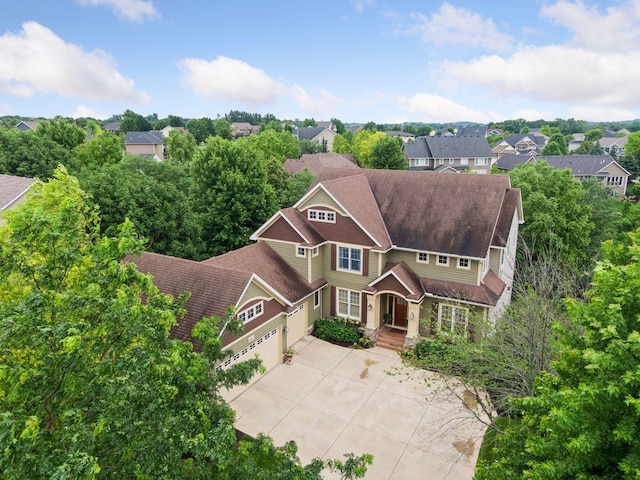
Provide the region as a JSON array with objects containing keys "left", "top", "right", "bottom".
[{"left": 1, "top": 0, "right": 639, "bottom": 124}]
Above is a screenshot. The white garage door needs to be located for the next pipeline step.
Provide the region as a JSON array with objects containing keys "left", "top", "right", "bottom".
[
  {"left": 220, "top": 326, "right": 281, "bottom": 402},
  {"left": 286, "top": 305, "right": 307, "bottom": 348}
]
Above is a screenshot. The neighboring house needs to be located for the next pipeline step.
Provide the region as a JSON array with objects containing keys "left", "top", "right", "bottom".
[
  {"left": 159, "top": 125, "right": 186, "bottom": 138},
  {"left": 496, "top": 154, "right": 630, "bottom": 195},
  {"left": 292, "top": 126, "right": 337, "bottom": 152},
  {"left": 493, "top": 133, "right": 547, "bottom": 159},
  {"left": 315, "top": 121, "right": 337, "bottom": 132},
  {"left": 0, "top": 174, "right": 36, "bottom": 224},
  {"left": 15, "top": 121, "right": 39, "bottom": 131},
  {"left": 457, "top": 126, "right": 488, "bottom": 137},
  {"left": 403, "top": 136, "right": 495, "bottom": 173},
  {"left": 386, "top": 131, "right": 416, "bottom": 143},
  {"left": 283, "top": 152, "right": 359, "bottom": 175},
  {"left": 599, "top": 136, "right": 628, "bottom": 157},
  {"left": 126, "top": 168, "right": 523, "bottom": 401},
  {"left": 103, "top": 122, "right": 120, "bottom": 134},
  {"left": 231, "top": 122, "right": 260, "bottom": 138},
  {"left": 124, "top": 131, "right": 165, "bottom": 161},
  {"left": 347, "top": 125, "right": 363, "bottom": 134}
]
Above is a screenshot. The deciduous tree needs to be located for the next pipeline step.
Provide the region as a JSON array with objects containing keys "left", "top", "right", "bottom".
[{"left": 368, "top": 136, "right": 407, "bottom": 170}]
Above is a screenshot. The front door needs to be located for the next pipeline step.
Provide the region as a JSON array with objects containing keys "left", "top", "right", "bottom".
[{"left": 393, "top": 297, "right": 408, "bottom": 329}]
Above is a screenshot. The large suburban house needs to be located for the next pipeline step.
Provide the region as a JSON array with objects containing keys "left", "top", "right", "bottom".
[
  {"left": 124, "top": 131, "right": 165, "bottom": 161},
  {"left": 127, "top": 169, "right": 523, "bottom": 399},
  {"left": 403, "top": 136, "right": 495, "bottom": 173},
  {"left": 492, "top": 133, "right": 547, "bottom": 159},
  {"left": 0, "top": 174, "right": 36, "bottom": 225},
  {"left": 291, "top": 126, "right": 337, "bottom": 152},
  {"left": 496, "top": 154, "right": 630, "bottom": 195},
  {"left": 231, "top": 122, "right": 260, "bottom": 138}
]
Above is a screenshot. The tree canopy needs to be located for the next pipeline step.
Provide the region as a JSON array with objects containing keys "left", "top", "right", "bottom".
[{"left": 367, "top": 136, "right": 407, "bottom": 170}]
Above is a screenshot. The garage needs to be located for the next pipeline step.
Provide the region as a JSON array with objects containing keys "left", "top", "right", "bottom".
[{"left": 286, "top": 305, "right": 307, "bottom": 348}]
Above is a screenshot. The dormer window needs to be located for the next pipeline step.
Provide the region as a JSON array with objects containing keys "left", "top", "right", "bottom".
[
  {"left": 308, "top": 209, "right": 336, "bottom": 223},
  {"left": 237, "top": 302, "right": 263, "bottom": 323}
]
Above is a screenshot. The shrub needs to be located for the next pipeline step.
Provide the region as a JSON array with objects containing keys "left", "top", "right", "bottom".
[{"left": 313, "top": 318, "right": 361, "bottom": 344}]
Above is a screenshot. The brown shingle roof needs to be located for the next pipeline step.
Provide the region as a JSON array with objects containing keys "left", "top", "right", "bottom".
[
  {"left": 492, "top": 188, "right": 521, "bottom": 247},
  {"left": 0, "top": 174, "right": 36, "bottom": 211},
  {"left": 310, "top": 169, "right": 518, "bottom": 258},
  {"left": 420, "top": 270, "right": 505, "bottom": 307},
  {"left": 366, "top": 262, "right": 425, "bottom": 301},
  {"left": 279, "top": 208, "right": 326, "bottom": 246}
]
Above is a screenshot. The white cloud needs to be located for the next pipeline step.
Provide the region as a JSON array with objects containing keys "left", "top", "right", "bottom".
[
  {"left": 541, "top": 0, "right": 640, "bottom": 52},
  {"left": 440, "top": 45, "right": 640, "bottom": 108},
  {"left": 0, "top": 22, "right": 151, "bottom": 104},
  {"left": 569, "top": 105, "right": 639, "bottom": 122},
  {"left": 178, "top": 55, "right": 339, "bottom": 115},
  {"left": 512, "top": 108, "right": 553, "bottom": 122},
  {"left": 410, "top": 3, "right": 512, "bottom": 52},
  {"left": 75, "top": 0, "right": 159, "bottom": 23},
  {"left": 349, "top": 0, "right": 375, "bottom": 13},
  {"left": 397, "top": 93, "right": 499, "bottom": 123},
  {"left": 71, "top": 105, "right": 109, "bottom": 119}
]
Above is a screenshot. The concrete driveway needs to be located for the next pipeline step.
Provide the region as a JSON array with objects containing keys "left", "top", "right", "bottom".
[{"left": 230, "top": 336, "right": 488, "bottom": 480}]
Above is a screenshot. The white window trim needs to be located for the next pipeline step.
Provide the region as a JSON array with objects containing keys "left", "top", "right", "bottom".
[
  {"left": 438, "top": 303, "right": 469, "bottom": 335},
  {"left": 437, "top": 255, "right": 449, "bottom": 267},
  {"left": 312, "top": 246, "right": 319, "bottom": 257},
  {"left": 337, "top": 288, "right": 360, "bottom": 320},
  {"left": 337, "top": 245, "right": 362, "bottom": 274},
  {"left": 314, "top": 290, "right": 320, "bottom": 309},
  {"left": 308, "top": 209, "right": 336, "bottom": 223},
  {"left": 416, "top": 252, "right": 429, "bottom": 264},
  {"left": 237, "top": 301, "right": 264, "bottom": 324},
  {"left": 474, "top": 158, "right": 488, "bottom": 166},
  {"left": 296, "top": 246, "right": 306, "bottom": 257},
  {"left": 457, "top": 258, "right": 470, "bottom": 270}
]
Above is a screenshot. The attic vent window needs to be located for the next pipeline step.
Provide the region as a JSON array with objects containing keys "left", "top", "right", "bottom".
[{"left": 308, "top": 209, "right": 336, "bottom": 223}]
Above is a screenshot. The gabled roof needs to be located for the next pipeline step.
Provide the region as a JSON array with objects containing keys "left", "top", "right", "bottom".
[
  {"left": 502, "top": 133, "right": 546, "bottom": 148},
  {"left": 306, "top": 168, "right": 519, "bottom": 258},
  {"left": 283, "top": 152, "right": 358, "bottom": 175},
  {"left": 403, "top": 136, "right": 493, "bottom": 159},
  {"left": 293, "top": 126, "right": 332, "bottom": 141},
  {"left": 124, "top": 131, "right": 164, "bottom": 145},
  {"left": 366, "top": 262, "right": 425, "bottom": 301},
  {"left": 103, "top": 121, "right": 120, "bottom": 131},
  {"left": 403, "top": 137, "right": 430, "bottom": 158},
  {"left": 457, "top": 126, "right": 487, "bottom": 137},
  {"left": 15, "top": 120, "right": 39, "bottom": 131},
  {"left": 421, "top": 270, "right": 505, "bottom": 307},
  {"left": 0, "top": 174, "right": 36, "bottom": 211}
]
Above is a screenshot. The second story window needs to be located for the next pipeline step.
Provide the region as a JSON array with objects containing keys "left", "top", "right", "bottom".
[
  {"left": 458, "top": 258, "right": 470, "bottom": 269},
  {"left": 338, "top": 246, "right": 362, "bottom": 273},
  {"left": 417, "top": 252, "right": 429, "bottom": 263},
  {"left": 437, "top": 255, "right": 449, "bottom": 266},
  {"left": 308, "top": 209, "right": 336, "bottom": 223},
  {"left": 296, "top": 246, "right": 306, "bottom": 257},
  {"left": 475, "top": 158, "right": 488, "bottom": 166}
]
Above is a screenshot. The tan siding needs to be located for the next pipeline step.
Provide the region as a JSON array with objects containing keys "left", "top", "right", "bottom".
[
  {"left": 262, "top": 240, "right": 309, "bottom": 279},
  {"left": 385, "top": 250, "right": 479, "bottom": 284},
  {"left": 310, "top": 245, "right": 324, "bottom": 282},
  {"left": 227, "top": 314, "right": 285, "bottom": 354},
  {"left": 298, "top": 189, "right": 346, "bottom": 215},
  {"left": 309, "top": 290, "right": 323, "bottom": 325},
  {"left": 238, "top": 282, "right": 273, "bottom": 306}
]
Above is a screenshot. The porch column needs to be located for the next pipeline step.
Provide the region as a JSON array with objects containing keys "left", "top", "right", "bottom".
[
  {"left": 365, "top": 294, "right": 379, "bottom": 330},
  {"left": 406, "top": 302, "right": 420, "bottom": 338}
]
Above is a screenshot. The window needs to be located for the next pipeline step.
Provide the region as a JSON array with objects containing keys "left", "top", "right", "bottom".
[
  {"left": 437, "top": 255, "right": 449, "bottom": 266},
  {"left": 457, "top": 258, "right": 470, "bottom": 269},
  {"left": 308, "top": 209, "right": 336, "bottom": 223},
  {"left": 337, "top": 288, "right": 360, "bottom": 320},
  {"left": 607, "top": 176, "right": 623, "bottom": 187},
  {"left": 475, "top": 158, "right": 488, "bottom": 166},
  {"left": 338, "top": 246, "right": 362, "bottom": 273},
  {"left": 417, "top": 252, "right": 429, "bottom": 263},
  {"left": 462, "top": 158, "right": 470, "bottom": 165},
  {"left": 438, "top": 304, "right": 469, "bottom": 335},
  {"left": 296, "top": 246, "right": 306, "bottom": 257},
  {"left": 413, "top": 158, "right": 427, "bottom": 166},
  {"left": 438, "top": 159, "right": 444, "bottom": 165},
  {"left": 312, "top": 246, "right": 319, "bottom": 257},
  {"left": 237, "top": 301, "right": 264, "bottom": 323},
  {"left": 314, "top": 290, "right": 320, "bottom": 309}
]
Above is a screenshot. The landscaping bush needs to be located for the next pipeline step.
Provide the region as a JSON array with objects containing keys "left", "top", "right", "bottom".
[{"left": 312, "top": 318, "right": 361, "bottom": 344}]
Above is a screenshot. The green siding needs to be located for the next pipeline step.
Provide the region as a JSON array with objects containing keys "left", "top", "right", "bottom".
[
  {"left": 298, "top": 189, "right": 346, "bottom": 215},
  {"left": 310, "top": 246, "right": 324, "bottom": 282},
  {"left": 238, "top": 282, "right": 274, "bottom": 307},
  {"left": 385, "top": 250, "right": 479, "bottom": 285},
  {"left": 264, "top": 239, "right": 309, "bottom": 279}
]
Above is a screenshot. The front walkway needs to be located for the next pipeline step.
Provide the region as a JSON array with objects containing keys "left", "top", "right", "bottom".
[{"left": 229, "top": 336, "right": 488, "bottom": 479}]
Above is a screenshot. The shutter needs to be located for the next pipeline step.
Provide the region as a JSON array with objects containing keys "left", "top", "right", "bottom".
[
  {"left": 330, "top": 286, "right": 336, "bottom": 317},
  {"left": 330, "top": 244, "right": 336, "bottom": 271},
  {"left": 362, "top": 248, "right": 369, "bottom": 277},
  {"left": 360, "top": 292, "right": 366, "bottom": 322}
]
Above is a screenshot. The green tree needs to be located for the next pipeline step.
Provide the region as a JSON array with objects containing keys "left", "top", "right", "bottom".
[
  {"left": 282, "top": 168, "right": 315, "bottom": 208},
  {"left": 332, "top": 132, "right": 353, "bottom": 154},
  {"left": 118, "top": 109, "right": 152, "bottom": 133},
  {"left": 509, "top": 161, "right": 594, "bottom": 265},
  {"left": 331, "top": 118, "right": 346, "bottom": 134},
  {"left": 0, "top": 167, "right": 258, "bottom": 479},
  {"left": 351, "top": 130, "right": 385, "bottom": 166},
  {"left": 192, "top": 137, "right": 278, "bottom": 255},
  {"left": 302, "top": 118, "right": 317, "bottom": 127},
  {"left": 363, "top": 121, "right": 378, "bottom": 132},
  {"left": 541, "top": 141, "right": 563, "bottom": 156},
  {"left": 37, "top": 119, "right": 87, "bottom": 150},
  {"left": 0, "top": 129, "right": 71, "bottom": 179},
  {"left": 165, "top": 128, "right": 197, "bottom": 164},
  {"left": 368, "top": 136, "right": 407, "bottom": 170},
  {"left": 213, "top": 118, "right": 233, "bottom": 140},
  {"left": 186, "top": 117, "right": 215, "bottom": 144},
  {"left": 71, "top": 131, "right": 124, "bottom": 171},
  {"left": 591, "top": 140, "right": 604, "bottom": 155},
  {"left": 476, "top": 230, "right": 640, "bottom": 479},
  {"left": 78, "top": 157, "right": 202, "bottom": 259},
  {"left": 299, "top": 139, "right": 323, "bottom": 155},
  {"left": 246, "top": 129, "right": 300, "bottom": 162}
]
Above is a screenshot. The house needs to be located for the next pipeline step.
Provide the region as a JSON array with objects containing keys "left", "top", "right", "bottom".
[
  {"left": 315, "top": 120, "right": 337, "bottom": 132},
  {"left": 457, "top": 126, "right": 487, "bottom": 137},
  {"left": 492, "top": 133, "right": 547, "bottom": 159},
  {"left": 386, "top": 131, "right": 416, "bottom": 143},
  {"left": 403, "top": 136, "right": 494, "bottom": 173},
  {"left": 0, "top": 174, "right": 36, "bottom": 224},
  {"left": 231, "top": 122, "right": 260, "bottom": 138},
  {"left": 292, "top": 126, "right": 337, "bottom": 152},
  {"left": 598, "top": 137, "right": 628, "bottom": 157},
  {"left": 124, "top": 131, "right": 165, "bottom": 161},
  {"left": 159, "top": 125, "right": 186, "bottom": 138},
  {"left": 495, "top": 154, "right": 630, "bottom": 195},
  {"left": 103, "top": 122, "right": 120, "bottom": 134},
  {"left": 127, "top": 169, "right": 522, "bottom": 400},
  {"left": 15, "top": 121, "right": 39, "bottom": 131},
  {"left": 283, "top": 152, "right": 359, "bottom": 175}
]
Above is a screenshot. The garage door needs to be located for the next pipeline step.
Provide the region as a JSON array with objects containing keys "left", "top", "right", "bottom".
[
  {"left": 286, "top": 305, "right": 307, "bottom": 348},
  {"left": 220, "top": 326, "right": 281, "bottom": 401}
]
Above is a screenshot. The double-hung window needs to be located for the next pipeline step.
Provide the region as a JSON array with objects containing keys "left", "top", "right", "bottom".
[
  {"left": 338, "top": 246, "right": 362, "bottom": 273},
  {"left": 438, "top": 304, "right": 468, "bottom": 335},
  {"left": 338, "top": 288, "right": 360, "bottom": 320}
]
